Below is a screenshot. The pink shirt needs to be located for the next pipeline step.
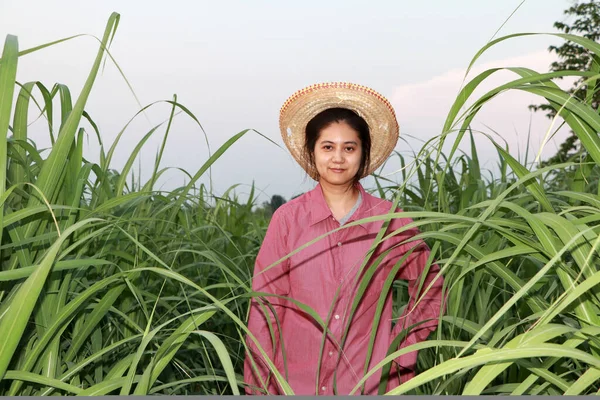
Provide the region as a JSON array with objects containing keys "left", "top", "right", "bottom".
[{"left": 244, "top": 183, "right": 443, "bottom": 395}]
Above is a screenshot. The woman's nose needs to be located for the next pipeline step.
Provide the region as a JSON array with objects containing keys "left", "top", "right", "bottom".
[{"left": 332, "top": 149, "right": 344, "bottom": 163}]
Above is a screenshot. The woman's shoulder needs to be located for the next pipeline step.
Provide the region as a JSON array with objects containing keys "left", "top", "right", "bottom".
[
  {"left": 362, "top": 190, "right": 399, "bottom": 215},
  {"left": 361, "top": 190, "right": 415, "bottom": 228},
  {"left": 270, "top": 191, "right": 312, "bottom": 221}
]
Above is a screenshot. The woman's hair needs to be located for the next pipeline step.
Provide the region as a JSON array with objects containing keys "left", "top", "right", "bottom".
[{"left": 304, "top": 107, "right": 371, "bottom": 184}]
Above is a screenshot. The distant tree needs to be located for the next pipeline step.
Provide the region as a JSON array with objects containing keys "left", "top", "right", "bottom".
[
  {"left": 255, "top": 194, "right": 287, "bottom": 218},
  {"left": 269, "top": 194, "right": 286, "bottom": 212},
  {"left": 530, "top": 0, "right": 600, "bottom": 165}
]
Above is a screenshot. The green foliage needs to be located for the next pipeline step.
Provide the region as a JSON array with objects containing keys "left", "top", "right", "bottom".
[
  {"left": 0, "top": 12, "right": 599, "bottom": 396},
  {"left": 531, "top": 0, "right": 600, "bottom": 166}
]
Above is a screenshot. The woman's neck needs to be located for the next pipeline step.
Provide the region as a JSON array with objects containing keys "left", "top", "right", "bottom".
[{"left": 319, "top": 180, "right": 360, "bottom": 221}]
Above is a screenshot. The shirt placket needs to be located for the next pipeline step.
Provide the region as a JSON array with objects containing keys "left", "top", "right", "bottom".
[
  {"left": 325, "top": 213, "right": 368, "bottom": 395},
  {"left": 320, "top": 217, "right": 347, "bottom": 395}
]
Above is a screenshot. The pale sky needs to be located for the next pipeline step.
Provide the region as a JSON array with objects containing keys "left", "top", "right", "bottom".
[{"left": 0, "top": 0, "right": 577, "bottom": 202}]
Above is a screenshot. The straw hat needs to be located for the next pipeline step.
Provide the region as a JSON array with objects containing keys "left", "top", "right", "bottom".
[{"left": 279, "top": 82, "right": 399, "bottom": 180}]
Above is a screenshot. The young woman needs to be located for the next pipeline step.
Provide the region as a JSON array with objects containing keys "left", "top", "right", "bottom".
[{"left": 244, "top": 83, "right": 444, "bottom": 395}]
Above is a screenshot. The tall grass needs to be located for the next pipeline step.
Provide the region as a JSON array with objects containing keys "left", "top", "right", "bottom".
[{"left": 0, "top": 12, "right": 599, "bottom": 395}]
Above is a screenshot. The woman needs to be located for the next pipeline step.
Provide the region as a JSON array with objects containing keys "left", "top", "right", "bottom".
[{"left": 244, "top": 82, "right": 443, "bottom": 395}]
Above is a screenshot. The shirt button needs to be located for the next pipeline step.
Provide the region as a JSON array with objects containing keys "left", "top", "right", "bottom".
[
  {"left": 337, "top": 242, "right": 342, "bottom": 247},
  {"left": 328, "top": 351, "right": 333, "bottom": 356},
  {"left": 334, "top": 314, "right": 340, "bottom": 320},
  {"left": 321, "top": 386, "right": 326, "bottom": 392}
]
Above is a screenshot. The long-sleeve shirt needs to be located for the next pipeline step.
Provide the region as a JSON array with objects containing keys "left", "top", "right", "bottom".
[{"left": 244, "top": 183, "right": 444, "bottom": 395}]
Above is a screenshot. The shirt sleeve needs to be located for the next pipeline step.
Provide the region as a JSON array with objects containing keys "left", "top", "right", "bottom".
[
  {"left": 243, "top": 208, "right": 291, "bottom": 395},
  {"left": 386, "top": 215, "right": 444, "bottom": 376}
]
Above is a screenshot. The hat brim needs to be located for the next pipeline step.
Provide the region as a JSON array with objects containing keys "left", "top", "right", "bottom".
[{"left": 279, "top": 82, "right": 399, "bottom": 181}]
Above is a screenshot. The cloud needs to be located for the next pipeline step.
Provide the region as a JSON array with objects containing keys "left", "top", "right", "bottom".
[{"left": 388, "top": 50, "right": 573, "bottom": 167}]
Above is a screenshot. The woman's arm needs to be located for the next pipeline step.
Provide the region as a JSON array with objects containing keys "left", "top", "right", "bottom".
[
  {"left": 388, "top": 219, "right": 444, "bottom": 380},
  {"left": 244, "top": 209, "right": 291, "bottom": 395}
]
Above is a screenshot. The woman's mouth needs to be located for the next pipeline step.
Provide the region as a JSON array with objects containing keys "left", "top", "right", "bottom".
[{"left": 330, "top": 168, "right": 345, "bottom": 173}]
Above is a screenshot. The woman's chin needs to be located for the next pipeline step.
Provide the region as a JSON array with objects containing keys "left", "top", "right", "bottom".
[{"left": 319, "top": 174, "right": 354, "bottom": 187}]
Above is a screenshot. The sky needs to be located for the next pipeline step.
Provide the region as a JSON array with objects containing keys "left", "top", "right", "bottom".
[{"left": 0, "top": 0, "right": 578, "bottom": 202}]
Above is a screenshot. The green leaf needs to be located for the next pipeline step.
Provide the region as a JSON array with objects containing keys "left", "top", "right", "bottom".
[
  {"left": 0, "top": 34, "right": 19, "bottom": 246},
  {"left": 0, "top": 218, "right": 101, "bottom": 380}
]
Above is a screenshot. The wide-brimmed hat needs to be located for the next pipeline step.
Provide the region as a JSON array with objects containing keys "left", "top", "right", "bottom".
[{"left": 279, "top": 82, "right": 399, "bottom": 180}]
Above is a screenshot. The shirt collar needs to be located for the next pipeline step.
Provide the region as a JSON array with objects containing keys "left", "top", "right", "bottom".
[{"left": 308, "top": 182, "right": 369, "bottom": 228}]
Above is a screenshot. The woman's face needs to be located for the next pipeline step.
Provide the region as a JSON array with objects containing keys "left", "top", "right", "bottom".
[{"left": 313, "top": 121, "right": 362, "bottom": 187}]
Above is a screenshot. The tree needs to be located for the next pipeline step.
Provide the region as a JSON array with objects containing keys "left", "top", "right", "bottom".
[
  {"left": 269, "top": 195, "right": 286, "bottom": 213},
  {"left": 255, "top": 194, "right": 287, "bottom": 218},
  {"left": 530, "top": 0, "right": 600, "bottom": 165}
]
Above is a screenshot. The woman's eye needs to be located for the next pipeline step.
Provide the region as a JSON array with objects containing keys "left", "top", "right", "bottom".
[
  {"left": 323, "top": 145, "right": 332, "bottom": 150},
  {"left": 345, "top": 147, "right": 355, "bottom": 152}
]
